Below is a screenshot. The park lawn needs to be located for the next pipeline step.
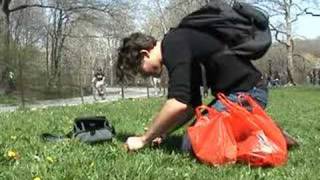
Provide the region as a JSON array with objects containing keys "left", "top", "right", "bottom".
[
  {"left": 0, "top": 87, "right": 320, "bottom": 180},
  {"left": 0, "top": 94, "right": 18, "bottom": 105}
]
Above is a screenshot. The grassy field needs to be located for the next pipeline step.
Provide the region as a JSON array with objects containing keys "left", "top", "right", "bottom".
[
  {"left": 1, "top": 87, "right": 320, "bottom": 180},
  {"left": 0, "top": 94, "right": 18, "bottom": 105}
]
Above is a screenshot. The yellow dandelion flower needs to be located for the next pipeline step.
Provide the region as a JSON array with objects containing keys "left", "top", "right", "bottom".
[
  {"left": 7, "top": 150, "right": 16, "bottom": 158},
  {"left": 33, "top": 176, "right": 41, "bottom": 180},
  {"left": 46, "top": 156, "right": 54, "bottom": 163},
  {"left": 7, "top": 150, "right": 20, "bottom": 160}
]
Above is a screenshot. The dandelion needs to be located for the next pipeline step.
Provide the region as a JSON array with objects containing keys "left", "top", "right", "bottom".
[
  {"left": 46, "top": 156, "right": 54, "bottom": 163},
  {"left": 10, "top": 136, "right": 17, "bottom": 140},
  {"left": 8, "top": 150, "right": 16, "bottom": 157},
  {"left": 33, "top": 176, "right": 41, "bottom": 180},
  {"left": 7, "top": 150, "right": 20, "bottom": 160}
]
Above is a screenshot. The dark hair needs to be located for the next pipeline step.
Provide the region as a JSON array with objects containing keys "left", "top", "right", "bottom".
[{"left": 116, "top": 32, "right": 157, "bottom": 81}]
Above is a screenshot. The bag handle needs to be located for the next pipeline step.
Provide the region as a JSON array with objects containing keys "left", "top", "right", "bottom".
[
  {"left": 216, "top": 93, "right": 236, "bottom": 111},
  {"left": 217, "top": 93, "right": 251, "bottom": 116},
  {"left": 238, "top": 93, "right": 261, "bottom": 110},
  {"left": 195, "top": 105, "right": 218, "bottom": 122},
  {"left": 195, "top": 105, "right": 211, "bottom": 118},
  {"left": 217, "top": 93, "right": 261, "bottom": 131}
]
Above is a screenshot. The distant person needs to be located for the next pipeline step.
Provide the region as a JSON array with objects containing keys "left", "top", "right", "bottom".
[
  {"left": 150, "top": 77, "right": 162, "bottom": 95},
  {"left": 8, "top": 70, "right": 16, "bottom": 90},
  {"left": 2, "top": 68, "right": 16, "bottom": 93},
  {"left": 317, "top": 69, "right": 320, "bottom": 85},
  {"left": 92, "top": 67, "right": 106, "bottom": 99}
]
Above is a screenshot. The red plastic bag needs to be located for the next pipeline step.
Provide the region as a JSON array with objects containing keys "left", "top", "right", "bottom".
[
  {"left": 217, "top": 93, "right": 288, "bottom": 166},
  {"left": 188, "top": 105, "right": 237, "bottom": 166}
]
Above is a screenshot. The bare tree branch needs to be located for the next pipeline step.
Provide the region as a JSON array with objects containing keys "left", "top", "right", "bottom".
[
  {"left": 293, "top": 53, "right": 305, "bottom": 60},
  {"left": 270, "top": 23, "right": 290, "bottom": 47},
  {"left": 269, "top": 23, "right": 289, "bottom": 35},
  {"left": 9, "top": 3, "right": 112, "bottom": 15},
  {"left": 9, "top": 4, "right": 61, "bottom": 12},
  {"left": 290, "top": 6, "right": 307, "bottom": 23},
  {"left": 305, "top": 9, "right": 320, "bottom": 16},
  {"left": 1, "top": 0, "right": 11, "bottom": 13},
  {"left": 274, "top": 30, "right": 290, "bottom": 47},
  {"left": 65, "top": 34, "right": 112, "bottom": 39},
  {"left": 290, "top": 4, "right": 320, "bottom": 23},
  {"left": 256, "top": 3, "right": 284, "bottom": 16}
]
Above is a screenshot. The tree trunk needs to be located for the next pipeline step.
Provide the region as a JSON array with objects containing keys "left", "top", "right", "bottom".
[
  {"left": 1, "top": 0, "right": 11, "bottom": 46},
  {"left": 4, "top": 10, "right": 9, "bottom": 46},
  {"left": 286, "top": 40, "right": 296, "bottom": 85},
  {"left": 285, "top": 5, "right": 296, "bottom": 85},
  {"left": 268, "top": 59, "right": 272, "bottom": 78},
  {"left": 108, "top": 54, "right": 114, "bottom": 86},
  {"left": 79, "top": 56, "right": 84, "bottom": 104},
  {"left": 155, "top": 1, "right": 168, "bottom": 34},
  {"left": 121, "top": 83, "right": 124, "bottom": 99},
  {"left": 48, "top": 9, "right": 64, "bottom": 89},
  {"left": 1, "top": 1, "right": 12, "bottom": 93},
  {"left": 45, "top": 32, "right": 50, "bottom": 81},
  {"left": 18, "top": 51, "right": 25, "bottom": 108},
  {"left": 106, "top": 38, "right": 115, "bottom": 86}
]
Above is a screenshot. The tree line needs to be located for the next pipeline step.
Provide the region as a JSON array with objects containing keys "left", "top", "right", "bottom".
[
  {"left": 0, "top": 0, "right": 319, "bottom": 105},
  {"left": 1, "top": 0, "right": 135, "bottom": 104}
]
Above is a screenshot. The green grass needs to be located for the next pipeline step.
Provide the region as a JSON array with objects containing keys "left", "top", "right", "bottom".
[
  {"left": 0, "top": 94, "right": 18, "bottom": 105},
  {"left": 1, "top": 86, "right": 320, "bottom": 180}
]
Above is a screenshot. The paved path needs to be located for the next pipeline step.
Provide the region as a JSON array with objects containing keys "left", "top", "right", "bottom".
[{"left": 0, "top": 87, "right": 164, "bottom": 113}]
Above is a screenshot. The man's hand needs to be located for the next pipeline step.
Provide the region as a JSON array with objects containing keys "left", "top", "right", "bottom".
[
  {"left": 151, "top": 135, "right": 166, "bottom": 146},
  {"left": 125, "top": 136, "right": 147, "bottom": 151},
  {"left": 125, "top": 99, "right": 194, "bottom": 151},
  {"left": 144, "top": 127, "right": 166, "bottom": 146}
]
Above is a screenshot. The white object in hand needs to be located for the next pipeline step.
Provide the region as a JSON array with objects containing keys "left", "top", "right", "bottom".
[{"left": 125, "top": 136, "right": 146, "bottom": 150}]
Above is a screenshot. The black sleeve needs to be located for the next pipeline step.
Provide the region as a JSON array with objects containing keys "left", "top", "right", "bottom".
[{"left": 162, "top": 30, "right": 201, "bottom": 107}]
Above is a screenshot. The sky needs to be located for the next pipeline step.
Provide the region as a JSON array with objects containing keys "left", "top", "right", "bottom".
[
  {"left": 136, "top": 0, "right": 320, "bottom": 39},
  {"left": 294, "top": 15, "right": 320, "bottom": 39}
]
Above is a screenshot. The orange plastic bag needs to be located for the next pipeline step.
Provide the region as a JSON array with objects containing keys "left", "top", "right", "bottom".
[
  {"left": 188, "top": 105, "right": 237, "bottom": 166},
  {"left": 217, "top": 93, "right": 288, "bottom": 166}
]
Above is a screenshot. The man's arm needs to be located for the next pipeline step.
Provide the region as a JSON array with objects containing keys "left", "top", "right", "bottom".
[
  {"left": 91, "top": 77, "right": 96, "bottom": 83},
  {"left": 126, "top": 98, "right": 194, "bottom": 150},
  {"left": 144, "top": 99, "right": 194, "bottom": 142}
]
